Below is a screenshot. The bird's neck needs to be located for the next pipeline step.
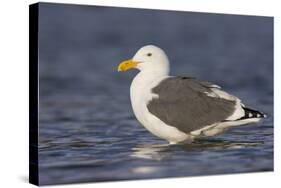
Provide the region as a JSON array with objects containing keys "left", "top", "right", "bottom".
[
  {"left": 130, "top": 71, "right": 169, "bottom": 98},
  {"left": 136, "top": 70, "right": 169, "bottom": 84}
]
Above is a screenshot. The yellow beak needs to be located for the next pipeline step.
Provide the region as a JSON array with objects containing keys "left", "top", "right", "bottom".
[{"left": 118, "top": 59, "right": 139, "bottom": 72}]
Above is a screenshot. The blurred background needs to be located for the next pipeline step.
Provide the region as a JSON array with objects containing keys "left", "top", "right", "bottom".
[{"left": 38, "top": 3, "right": 273, "bottom": 185}]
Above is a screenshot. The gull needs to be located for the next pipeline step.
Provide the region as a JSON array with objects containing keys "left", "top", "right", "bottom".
[{"left": 118, "top": 45, "right": 266, "bottom": 144}]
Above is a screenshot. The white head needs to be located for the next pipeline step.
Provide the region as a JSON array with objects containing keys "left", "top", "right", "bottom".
[{"left": 118, "top": 45, "right": 170, "bottom": 76}]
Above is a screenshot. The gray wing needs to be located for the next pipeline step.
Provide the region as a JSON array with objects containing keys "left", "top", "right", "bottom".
[{"left": 147, "top": 76, "right": 236, "bottom": 133}]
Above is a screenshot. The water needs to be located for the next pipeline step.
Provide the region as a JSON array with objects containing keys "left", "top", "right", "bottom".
[{"left": 38, "top": 3, "right": 273, "bottom": 185}]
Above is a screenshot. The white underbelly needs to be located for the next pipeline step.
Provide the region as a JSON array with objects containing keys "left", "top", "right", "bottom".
[
  {"left": 130, "top": 74, "right": 190, "bottom": 144},
  {"left": 132, "top": 99, "right": 190, "bottom": 144}
]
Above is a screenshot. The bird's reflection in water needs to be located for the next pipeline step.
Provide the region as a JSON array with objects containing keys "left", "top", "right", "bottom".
[
  {"left": 131, "top": 139, "right": 263, "bottom": 160},
  {"left": 131, "top": 143, "right": 172, "bottom": 160}
]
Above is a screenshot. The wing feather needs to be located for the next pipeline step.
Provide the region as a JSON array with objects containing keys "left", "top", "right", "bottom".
[{"left": 147, "top": 77, "right": 237, "bottom": 133}]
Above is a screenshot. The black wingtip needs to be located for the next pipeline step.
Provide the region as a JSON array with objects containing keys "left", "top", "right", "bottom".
[{"left": 242, "top": 107, "right": 267, "bottom": 119}]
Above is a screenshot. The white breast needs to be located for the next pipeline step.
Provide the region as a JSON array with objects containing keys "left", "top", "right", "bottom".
[{"left": 130, "top": 72, "right": 190, "bottom": 144}]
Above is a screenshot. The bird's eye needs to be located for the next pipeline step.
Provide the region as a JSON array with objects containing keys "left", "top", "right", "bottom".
[{"left": 147, "top": 53, "right": 152, "bottom": 57}]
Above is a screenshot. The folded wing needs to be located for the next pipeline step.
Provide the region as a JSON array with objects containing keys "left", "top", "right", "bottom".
[{"left": 147, "top": 77, "right": 241, "bottom": 133}]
